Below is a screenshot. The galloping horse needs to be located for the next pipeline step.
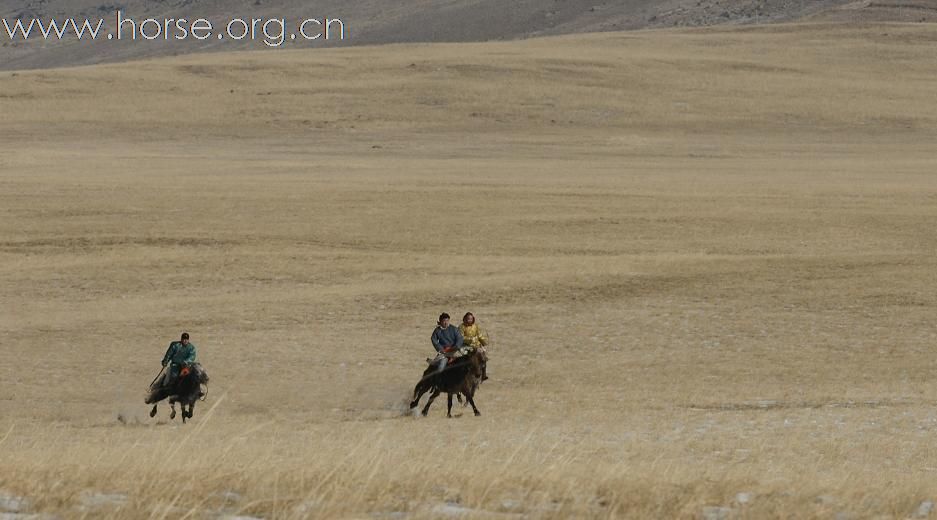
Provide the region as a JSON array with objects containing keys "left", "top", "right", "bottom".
[
  {"left": 410, "top": 350, "right": 483, "bottom": 417},
  {"left": 146, "top": 363, "right": 209, "bottom": 423}
]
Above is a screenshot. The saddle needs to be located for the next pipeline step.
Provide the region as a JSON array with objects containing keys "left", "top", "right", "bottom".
[
  {"left": 164, "top": 364, "right": 208, "bottom": 389},
  {"left": 426, "top": 346, "right": 476, "bottom": 365}
]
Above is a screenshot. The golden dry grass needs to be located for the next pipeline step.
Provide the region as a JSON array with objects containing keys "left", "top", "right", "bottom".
[{"left": 2, "top": 22, "right": 937, "bottom": 518}]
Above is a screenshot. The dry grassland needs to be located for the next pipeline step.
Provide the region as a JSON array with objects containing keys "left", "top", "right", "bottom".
[{"left": 2, "top": 22, "right": 937, "bottom": 518}]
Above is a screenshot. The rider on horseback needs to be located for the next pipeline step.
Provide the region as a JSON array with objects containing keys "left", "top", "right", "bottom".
[
  {"left": 147, "top": 332, "right": 209, "bottom": 422},
  {"left": 158, "top": 332, "right": 197, "bottom": 388},
  {"left": 429, "top": 313, "right": 464, "bottom": 375},
  {"left": 459, "top": 312, "right": 489, "bottom": 381}
]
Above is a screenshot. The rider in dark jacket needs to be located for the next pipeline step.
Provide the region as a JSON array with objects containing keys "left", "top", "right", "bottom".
[{"left": 429, "top": 313, "right": 463, "bottom": 374}]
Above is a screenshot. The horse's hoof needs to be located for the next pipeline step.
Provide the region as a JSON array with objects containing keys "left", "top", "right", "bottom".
[
  {"left": 170, "top": 410, "right": 176, "bottom": 420},
  {"left": 149, "top": 407, "right": 157, "bottom": 418},
  {"left": 474, "top": 411, "right": 481, "bottom": 416},
  {"left": 421, "top": 411, "right": 428, "bottom": 417}
]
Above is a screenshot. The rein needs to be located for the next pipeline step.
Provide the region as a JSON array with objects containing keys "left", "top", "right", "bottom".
[{"left": 149, "top": 365, "right": 166, "bottom": 388}]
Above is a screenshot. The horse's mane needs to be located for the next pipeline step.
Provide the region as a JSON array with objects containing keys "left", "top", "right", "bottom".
[
  {"left": 444, "top": 350, "right": 483, "bottom": 377},
  {"left": 190, "top": 363, "right": 210, "bottom": 385},
  {"left": 460, "top": 349, "right": 483, "bottom": 364}
]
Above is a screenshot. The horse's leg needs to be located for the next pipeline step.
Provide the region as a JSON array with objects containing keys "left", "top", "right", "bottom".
[
  {"left": 447, "top": 393, "right": 454, "bottom": 418},
  {"left": 149, "top": 404, "right": 158, "bottom": 417},
  {"left": 169, "top": 400, "right": 177, "bottom": 420},
  {"left": 187, "top": 401, "right": 195, "bottom": 419},
  {"left": 465, "top": 392, "right": 481, "bottom": 417},
  {"left": 409, "top": 382, "right": 424, "bottom": 409},
  {"left": 421, "top": 388, "right": 440, "bottom": 416},
  {"left": 410, "top": 379, "right": 432, "bottom": 410}
]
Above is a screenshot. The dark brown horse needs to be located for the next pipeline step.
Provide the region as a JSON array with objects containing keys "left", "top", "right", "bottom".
[
  {"left": 410, "top": 350, "right": 483, "bottom": 417},
  {"left": 146, "top": 363, "right": 209, "bottom": 423}
]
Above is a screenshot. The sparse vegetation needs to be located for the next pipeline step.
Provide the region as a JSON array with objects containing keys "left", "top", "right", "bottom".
[{"left": 1, "top": 22, "right": 937, "bottom": 518}]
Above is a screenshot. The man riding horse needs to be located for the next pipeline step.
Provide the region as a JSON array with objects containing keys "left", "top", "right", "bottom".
[
  {"left": 412, "top": 313, "right": 485, "bottom": 416},
  {"left": 146, "top": 332, "right": 208, "bottom": 422},
  {"left": 158, "top": 332, "right": 197, "bottom": 388},
  {"left": 429, "top": 313, "right": 465, "bottom": 375}
]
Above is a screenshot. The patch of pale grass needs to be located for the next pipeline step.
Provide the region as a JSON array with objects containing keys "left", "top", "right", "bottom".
[{"left": 2, "top": 22, "right": 937, "bottom": 519}]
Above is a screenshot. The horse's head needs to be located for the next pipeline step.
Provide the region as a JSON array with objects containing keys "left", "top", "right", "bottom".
[
  {"left": 189, "top": 363, "right": 209, "bottom": 385},
  {"left": 468, "top": 351, "right": 484, "bottom": 379},
  {"left": 180, "top": 363, "right": 208, "bottom": 382},
  {"left": 174, "top": 364, "right": 208, "bottom": 399},
  {"left": 452, "top": 349, "right": 483, "bottom": 379}
]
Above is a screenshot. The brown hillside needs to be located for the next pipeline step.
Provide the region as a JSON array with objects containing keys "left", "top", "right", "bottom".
[
  {"left": 0, "top": 0, "right": 862, "bottom": 71},
  {"left": 806, "top": 0, "right": 937, "bottom": 22}
]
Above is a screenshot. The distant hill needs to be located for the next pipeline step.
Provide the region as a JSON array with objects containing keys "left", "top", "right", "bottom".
[
  {"left": 805, "top": 0, "right": 937, "bottom": 22},
  {"left": 1, "top": 0, "right": 926, "bottom": 71}
]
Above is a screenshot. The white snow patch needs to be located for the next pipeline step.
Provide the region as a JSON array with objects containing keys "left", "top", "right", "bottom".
[
  {"left": 429, "top": 502, "right": 523, "bottom": 518},
  {"left": 500, "top": 499, "right": 522, "bottom": 511},
  {"left": 78, "top": 492, "right": 128, "bottom": 510},
  {"left": 915, "top": 501, "right": 935, "bottom": 518},
  {"left": 370, "top": 513, "right": 407, "bottom": 519},
  {"left": 219, "top": 491, "right": 242, "bottom": 503},
  {"left": 292, "top": 500, "right": 322, "bottom": 515},
  {"left": 702, "top": 506, "right": 732, "bottom": 520},
  {"left": 0, "top": 494, "right": 28, "bottom": 513}
]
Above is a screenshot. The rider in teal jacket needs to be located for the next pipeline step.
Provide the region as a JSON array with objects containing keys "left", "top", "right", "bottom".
[{"left": 162, "top": 332, "right": 197, "bottom": 382}]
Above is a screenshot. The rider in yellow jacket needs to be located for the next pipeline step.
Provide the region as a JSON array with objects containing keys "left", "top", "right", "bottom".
[{"left": 459, "top": 312, "right": 489, "bottom": 380}]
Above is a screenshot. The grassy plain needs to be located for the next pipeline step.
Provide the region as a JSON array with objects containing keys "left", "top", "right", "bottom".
[{"left": 1, "top": 22, "right": 937, "bottom": 518}]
